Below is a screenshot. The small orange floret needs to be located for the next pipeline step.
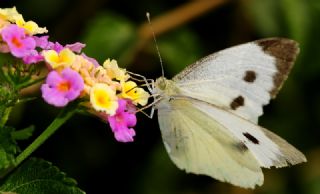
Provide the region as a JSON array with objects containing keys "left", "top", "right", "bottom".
[
  {"left": 57, "top": 81, "right": 71, "bottom": 92},
  {"left": 12, "top": 37, "right": 22, "bottom": 48}
]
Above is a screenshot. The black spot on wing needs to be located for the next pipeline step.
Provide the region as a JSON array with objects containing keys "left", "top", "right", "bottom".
[
  {"left": 243, "top": 70, "right": 257, "bottom": 83},
  {"left": 234, "top": 142, "right": 249, "bottom": 152},
  {"left": 243, "top": 132, "right": 259, "bottom": 144},
  {"left": 230, "top": 96, "right": 245, "bottom": 110}
]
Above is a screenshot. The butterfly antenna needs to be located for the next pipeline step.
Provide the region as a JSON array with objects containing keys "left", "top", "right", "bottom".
[{"left": 146, "top": 12, "right": 164, "bottom": 77}]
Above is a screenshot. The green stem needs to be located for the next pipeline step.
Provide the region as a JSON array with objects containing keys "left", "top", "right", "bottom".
[
  {"left": 0, "top": 107, "right": 12, "bottom": 127},
  {"left": 16, "top": 77, "right": 45, "bottom": 90},
  {"left": 15, "top": 106, "right": 77, "bottom": 167}
]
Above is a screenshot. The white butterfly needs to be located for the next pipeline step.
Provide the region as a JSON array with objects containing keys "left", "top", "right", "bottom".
[{"left": 149, "top": 38, "right": 306, "bottom": 188}]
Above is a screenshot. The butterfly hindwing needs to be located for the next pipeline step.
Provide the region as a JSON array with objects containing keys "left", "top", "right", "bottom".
[
  {"left": 172, "top": 38, "right": 299, "bottom": 123},
  {"left": 157, "top": 98, "right": 263, "bottom": 188},
  {"left": 157, "top": 97, "right": 306, "bottom": 188},
  {"left": 188, "top": 98, "right": 307, "bottom": 168}
]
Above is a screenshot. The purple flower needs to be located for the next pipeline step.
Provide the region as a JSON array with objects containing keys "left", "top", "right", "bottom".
[
  {"left": 65, "top": 42, "right": 85, "bottom": 53},
  {"left": 1, "top": 24, "right": 36, "bottom": 58},
  {"left": 107, "top": 99, "right": 137, "bottom": 142},
  {"left": 49, "top": 42, "right": 64, "bottom": 52},
  {"left": 22, "top": 50, "right": 44, "bottom": 64},
  {"left": 44, "top": 41, "right": 85, "bottom": 53},
  {"left": 41, "top": 68, "right": 84, "bottom": 107},
  {"left": 81, "top": 53, "right": 99, "bottom": 67},
  {"left": 33, "top": 35, "right": 50, "bottom": 49}
]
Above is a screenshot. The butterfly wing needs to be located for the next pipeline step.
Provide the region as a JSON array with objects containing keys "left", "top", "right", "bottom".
[
  {"left": 154, "top": 38, "right": 305, "bottom": 188},
  {"left": 157, "top": 98, "right": 263, "bottom": 188},
  {"left": 172, "top": 38, "right": 299, "bottom": 123},
  {"left": 157, "top": 97, "right": 306, "bottom": 188}
]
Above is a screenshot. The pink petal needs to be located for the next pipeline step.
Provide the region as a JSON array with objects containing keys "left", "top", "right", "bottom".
[
  {"left": 116, "top": 99, "right": 127, "bottom": 113},
  {"left": 81, "top": 53, "right": 99, "bottom": 67},
  {"left": 65, "top": 42, "right": 86, "bottom": 53},
  {"left": 125, "top": 113, "right": 137, "bottom": 127},
  {"left": 114, "top": 128, "right": 135, "bottom": 142},
  {"left": 33, "top": 35, "right": 49, "bottom": 49},
  {"left": 41, "top": 84, "right": 69, "bottom": 107},
  {"left": 23, "top": 50, "right": 44, "bottom": 64},
  {"left": 48, "top": 42, "right": 63, "bottom": 52},
  {"left": 107, "top": 99, "right": 137, "bottom": 143}
]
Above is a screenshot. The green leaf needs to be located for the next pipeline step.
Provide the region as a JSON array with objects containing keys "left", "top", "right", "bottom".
[
  {"left": 0, "top": 107, "right": 13, "bottom": 128},
  {"left": 11, "top": 126, "right": 35, "bottom": 141},
  {"left": 0, "top": 126, "right": 18, "bottom": 171},
  {"left": 0, "top": 60, "right": 41, "bottom": 127},
  {"left": 0, "top": 82, "right": 18, "bottom": 127},
  {"left": 81, "top": 12, "right": 137, "bottom": 65},
  {"left": 0, "top": 60, "right": 41, "bottom": 91},
  {"left": 0, "top": 54, "right": 15, "bottom": 66},
  {"left": 0, "top": 158, "right": 85, "bottom": 194}
]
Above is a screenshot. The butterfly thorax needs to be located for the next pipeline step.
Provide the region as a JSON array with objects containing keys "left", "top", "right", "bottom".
[{"left": 154, "top": 77, "right": 180, "bottom": 97}]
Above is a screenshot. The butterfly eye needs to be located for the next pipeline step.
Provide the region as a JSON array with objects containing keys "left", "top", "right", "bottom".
[{"left": 156, "top": 77, "right": 167, "bottom": 90}]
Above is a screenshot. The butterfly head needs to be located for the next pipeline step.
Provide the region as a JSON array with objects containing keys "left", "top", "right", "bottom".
[
  {"left": 153, "top": 76, "right": 179, "bottom": 97},
  {"left": 154, "top": 76, "right": 168, "bottom": 91}
]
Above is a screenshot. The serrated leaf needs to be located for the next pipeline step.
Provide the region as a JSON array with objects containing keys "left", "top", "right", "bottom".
[
  {"left": 0, "top": 158, "right": 85, "bottom": 194},
  {"left": 0, "top": 126, "right": 18, "bottom": 171}
]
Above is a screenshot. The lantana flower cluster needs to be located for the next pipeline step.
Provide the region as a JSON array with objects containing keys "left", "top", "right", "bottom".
[{"left": 0, "top": 7, "right": 150, "bottom": 142}]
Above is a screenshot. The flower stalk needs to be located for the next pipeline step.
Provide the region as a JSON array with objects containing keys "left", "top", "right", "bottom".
[{"left": 15, "top": 104, "right": 77, "bottom": 167}]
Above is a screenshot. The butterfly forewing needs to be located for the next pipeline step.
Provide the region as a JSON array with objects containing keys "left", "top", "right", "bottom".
[{"left": 172, "top": 38, "right": 299, "bottom": 123}]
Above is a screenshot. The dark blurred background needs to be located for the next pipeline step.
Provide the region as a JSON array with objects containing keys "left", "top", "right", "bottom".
[{"left": 1, "top": 0, "right": 320, "bottom": 194}]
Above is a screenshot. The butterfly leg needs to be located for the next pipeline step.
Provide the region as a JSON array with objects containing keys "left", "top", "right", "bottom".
[
  {"left": 134, "top": 97, "right": 162, "bottom": 118},
  {"left": 127, "top": 71, "right": 154, "bottom": 93}
]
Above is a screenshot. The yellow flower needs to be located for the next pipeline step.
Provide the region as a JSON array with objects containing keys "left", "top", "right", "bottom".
[
  {"left": 0, "top": 7, "right": 47, "bottom": 35},
  {"left": 120, "top": 81, "right": 149, "bottom": 106},
  {"left": 16, "top": 19, "right": 48, "bottom": 35},
  {"left": 0, "top": 7, "right": 21, "bottom": 23},
  {"left": 103, "top": 59, "right": 129, "bottom": 82},
  {"left": 90, "top": 83, "right": 118, "bottom": 115},
  {"left": 72, "top": 55, "right": 94, "bottom": 72},
  {"left": 43, "top": 48, "right": 76, "bottom": 69}
]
